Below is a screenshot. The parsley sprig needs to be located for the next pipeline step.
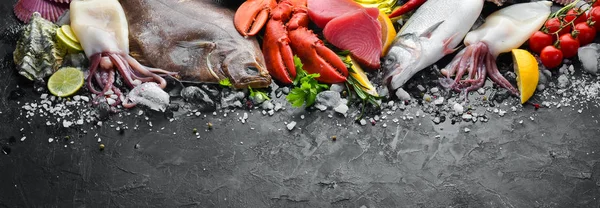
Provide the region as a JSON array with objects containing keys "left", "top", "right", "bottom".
[
  {"left": 249, "top": 86, "right": 270, "bottom": 101},
  {"left": 286, "top": 56, "right": 329, "bottom": 107}
]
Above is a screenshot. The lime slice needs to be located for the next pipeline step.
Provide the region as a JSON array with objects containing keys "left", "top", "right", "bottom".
[
  {"left": 61, "top": 25, "right": 80, "bottom": 43},
  {"left": 511, "top": 49, "right": 539, "bottom": 104},
  {"left": 48, "top": 67, "right": 85, "bottom": 97},
  {"left": 56, "top": 27, "right": 83, "bottom": 53}
]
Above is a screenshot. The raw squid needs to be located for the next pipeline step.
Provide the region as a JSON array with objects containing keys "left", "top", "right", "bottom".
[
  {"left": 440, "top": 1, "right": 551, "bottom": 96},
  {"left": 70, "top": 0, "right": 175, "bottom": 107}
]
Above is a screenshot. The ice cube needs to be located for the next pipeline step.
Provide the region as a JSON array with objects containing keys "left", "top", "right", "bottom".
[
  {"left": 286, "top": 121, "right": 296, "bottom": 131},
  {"left": 315, "top": 91, "right": 341, "bottom": 109},
  {"left": 126, "top": 82, "right": 170, "bottom": 112},
  {"left": 395, "top": 88, "right": 411, "bottom": 101},
  {"left": 578, "top": 43, "right": 600, "bottom": 74},
  {"left": 334, "top": 104, "right": 349, "bottom": 116}
]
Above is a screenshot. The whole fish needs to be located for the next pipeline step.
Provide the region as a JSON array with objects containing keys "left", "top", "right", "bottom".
[
  {"left": 121, "top": 0, "right": 271, "bottom": 89},
  {"left": 382, "top": 0, "right": 484, "bottom": 91}
]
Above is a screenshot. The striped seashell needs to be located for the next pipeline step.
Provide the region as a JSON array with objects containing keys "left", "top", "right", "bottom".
[
  {"left": 46, "top": 0, "right": 72, "bottom": 3},
  {"left": 13, "top": 0, "right": 69, "bottom": 23},
  {"left": 552, "top": 0, "right": 576, "bottom": 5}
]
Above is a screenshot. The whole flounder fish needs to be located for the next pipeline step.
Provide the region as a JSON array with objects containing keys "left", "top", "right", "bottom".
[
  {"left": 121, "top": 0, "right": 271, "bottom": 89},
  {"left": 382, "top": 0, "right": 484, "bottom": 92}
]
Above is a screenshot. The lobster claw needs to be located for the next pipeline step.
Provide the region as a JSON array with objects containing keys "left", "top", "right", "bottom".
[
  {"left": 262, "top": 19, "right": 297, "bottom": 84},
  {"left": 234, "top": 0, "right": 277, "bottom": 37},
  {"left": 289, "top": 27, "right": 348, "bottom": 84}
]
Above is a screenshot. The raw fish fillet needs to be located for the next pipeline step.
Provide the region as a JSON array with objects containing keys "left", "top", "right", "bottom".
[
  {"left": 307, "top": 0, "right": 379, "bottom": 29},
  {"left": 323, "top": 9, "right": 382, "bottom": 69}
]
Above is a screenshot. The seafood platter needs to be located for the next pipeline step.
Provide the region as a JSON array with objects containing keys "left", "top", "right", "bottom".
[{"left": 2, "top": 0, "right": 600, "bottom": 207}]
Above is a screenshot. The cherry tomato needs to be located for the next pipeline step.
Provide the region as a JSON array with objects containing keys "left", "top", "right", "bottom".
[
  {"left": 544, "top": 18, "right": 562, "bottom": 34},
  {"left": 589, "top": 7, "right": 600, "bottom": 31},
  {"left": 540, "top": 46, "right": 563, "bottom": 69},
  {"left": 565, "top": 8, "right": 587, "bottom": 25},
  {"left": 528, "top": 31, "right": 554, "bottom": 54},
  {"left": 559, "top": 33, "right": 580, "bottom": 58},
  {"left": 593, "top": 1, "right": 600, "bottom": 7},
  {"left": 574, "top": 22, "right": 596, "bottom": 46}
]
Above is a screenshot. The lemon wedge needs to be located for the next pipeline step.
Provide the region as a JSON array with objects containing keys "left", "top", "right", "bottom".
[
  {"left": 511, "top": 49, "right": 539, "bottom": 104},
  {"left": 56, "top": 27, "right": 83, "bottom": 53},
  {"left": 348, "top": 55, "right": 378, "bottom": 96},
  {"left": 377, "top": 12, "right": 397, "bottom": 57},
  {"left": 48, "top": 67, "right": 85, "bottom": 97}
]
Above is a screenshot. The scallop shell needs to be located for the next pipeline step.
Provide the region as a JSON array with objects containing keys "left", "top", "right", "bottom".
[
  {"left": 14, "top": 0, "right": 69, "bottom": 23},
  {"left": 46, "top": 0, "right": 72, "bottom": 3},
  {"left": 552, "top": 0, "right": 576, "bottom": 5}
]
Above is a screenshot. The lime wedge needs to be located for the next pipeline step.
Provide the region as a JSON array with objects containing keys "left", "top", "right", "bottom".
[
  {"left": 48, "top": 67, "right": 85, "bottom": 97},
  {"left": 56, "top": 27, "right": 83, "bottom": 53},
  {"left": 61, "top": 25, "right": 80, "bottom": 44}
]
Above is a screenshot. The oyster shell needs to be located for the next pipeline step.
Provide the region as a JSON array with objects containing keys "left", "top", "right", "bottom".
[{"left": 13, "top": 12, "right": 65, "bottom": 81}]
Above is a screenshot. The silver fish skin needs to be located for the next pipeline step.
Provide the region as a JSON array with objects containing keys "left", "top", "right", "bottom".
[{"left": 383, "top": 0, "right": 484, "bottom": 91}]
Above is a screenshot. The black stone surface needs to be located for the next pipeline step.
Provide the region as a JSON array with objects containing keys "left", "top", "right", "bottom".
[{"left": 1, "top": 1, "right": 600, "bottom": 207}]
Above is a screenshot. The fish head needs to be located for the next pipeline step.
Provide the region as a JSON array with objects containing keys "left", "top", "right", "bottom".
[
  {"left": 211, "top": 39, "right": 272, "bottom": 89},
  {"left": 382, "top": 33, "right": 422, "bottom": 90}
]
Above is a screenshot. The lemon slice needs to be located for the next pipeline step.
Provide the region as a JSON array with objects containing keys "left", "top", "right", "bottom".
[
  {"left": 48, "top": 67, "right": 85, "bottom": 97},
  {"left": 348, "top": 55, "right": 378, "bottom": 96},
  {"left": 61, "top": 25, "right": 80, "bottom": 44},
  {"left": 56, "top": 27, "right": 83, "bottom": 53},
  {"left": 377, "top": 12, "right": 397, "bottom": 57},
  {"left": 511, "top": 49, "right": 539, "bottom": 104}
]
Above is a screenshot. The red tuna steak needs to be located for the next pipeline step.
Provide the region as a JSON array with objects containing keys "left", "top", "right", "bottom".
[
  {"left": 323, "top": 9, "right": 382, "bottom": 69},
  {"left": 307, "top": 0, "right": 379, "bottom": 29}
]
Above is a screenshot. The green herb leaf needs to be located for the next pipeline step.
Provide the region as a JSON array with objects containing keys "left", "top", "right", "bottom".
[
  {"left": 249, "top": 86, "right": 270, "bottom": 101},
  {"left": 286, "top": 88, "right": 308, "bottom": 107},
  {"left": 219, "top": 78, "right": 232, "bottom": 88},
  {"left": 286, "top": 55, "right": 330, "bottom": 108}
]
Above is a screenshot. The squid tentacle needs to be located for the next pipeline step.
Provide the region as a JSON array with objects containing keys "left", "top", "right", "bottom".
[
  {"left": 486, "top": 52, "right": 519, "bottom": 96},
  {"left": 117, "top": 55, "right": 155, "bottom": 83},
  {"left": 87, "top": 54, "right": 103, "bottom": 95},
  {"left": 109, "top": 53, "right": 137, "bottom": 88},
  {"left": 126, "top": 56, "right": 168, "bottom": 89}
]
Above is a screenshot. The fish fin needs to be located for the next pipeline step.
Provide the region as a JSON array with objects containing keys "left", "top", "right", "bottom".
[
  {"left": 419, "top": 21, "right": 444, "bottom": 39},
  {"left": 176, "top": 41, "right": 217, "bottom": 50},
  {"left": 442, "top": 33, "right": 460, "bottom": 55}
]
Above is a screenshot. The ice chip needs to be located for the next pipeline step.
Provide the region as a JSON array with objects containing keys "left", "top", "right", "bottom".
[
  {"left": 578, "top": 43, "right": 600, "bottom": 75},
  {"left": 334, "top": 104, "right": 349, "bottom": 116},
  {"left": 286, "top": 121, "right": 296, "bottom": 131},
  {"left": 126, "top": 82, "right": 170, "bottom": 112},
  {"left": 395, "top": 88, "right": 411, "bottom": 101},
  {"left": 315, "top": 91, "right": 342, "bottom": 109}
]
